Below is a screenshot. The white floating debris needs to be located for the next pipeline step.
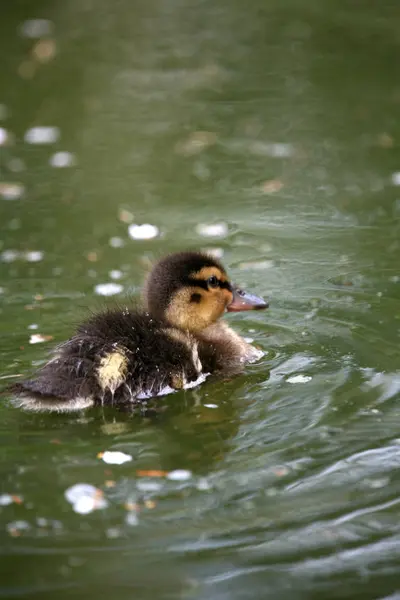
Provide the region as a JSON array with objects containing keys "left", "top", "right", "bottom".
[
  {"left": 0, "top": 183, "right": 25, "bottom": 200},
  {"left": 166, "top": 469, "right": 192, "bottom": 482},
  {"left": 24, "top": 250, "right": 44, "bottom": 262},
  {"left": 109, "top": 269, "right": 123, "bottom": 280},
  {"left": 196, "top": 478, "right": 211, "bottom": 491},
  {"left": 20, "top": 19, "right": 53, "bottom": 38},
  {"left": 1, "top": 249, "right": 19, "bottom": 263},
  {"left": 204, "top": 403, "right": 218, "bottom": 409},
  {"left": 195, "top": 222, "right": 228, "bottom": 238},
  {"left": 24, "top": 126, "right": 59, "bottom": 145},
  {"left": 64, "top": 483, "right": 108, "bottom": 515},
  {"left": 49, "top": 151, "right": 75, "bottom": 168},
  {"left": 7, "top": 520, "right": 30, "bottom": 534},
  {"left": 204, "top": 247, "right": 224, "bottom": 259},
  {"left": 0, "top": 494, "right": 14, "bottom": 506},
  {"left": 28, "top": 324, "right": 39, "bottom": 330},
  {"left": 0, "top": 127, "right": 9, "bottom": 145},
  {"left": 100, "top": 450, "right": 132, "bottom": 465},
  {"left": 250, "top": 141, "right": 295, "bottom": 158},
  {"left": 109, "top": 236, "right": 125, "bottom": 248},
  {"left": 128, "top": 223, "right": 159, "bottom": 240},
  {"left": 125, "top": 511, "right": 139, "bottom": 526},
  {"left": 136, "top": 480, "right": 163, "bottom": 492},
  {"left": 244, "top": 337, "right": 254, "bottom": 343},
  {"left": 94, "top": 282, "right": 124, "bottom": 296},
  {"left": 391, "top": 172, "right": 400, "bottom": 186},
  {"left": 238, "top": 260, "right": 274, "bottom": 271},
  {"left": 287, "top": 374, "right": 312, "bottom": 384},
  {"left": 29, "top": 334, "right": 53, "bottom": 344}
]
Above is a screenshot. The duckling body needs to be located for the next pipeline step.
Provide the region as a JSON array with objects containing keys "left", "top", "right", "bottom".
[{"left": 12, "top": 251, "right": 267, "bottom": 411}]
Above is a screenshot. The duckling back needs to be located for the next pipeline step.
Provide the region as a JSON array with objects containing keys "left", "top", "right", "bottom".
[{"left": 12, "top": 309, "right": 202, "bottom": 412}]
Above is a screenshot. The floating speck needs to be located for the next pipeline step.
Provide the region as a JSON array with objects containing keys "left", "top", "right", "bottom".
[
  {"left": 204, "top": 403, "right": 218, "bottom": 409},
  {"left": 7, "top": 520, "right": 30, "bottom": 536},
  {"left": 32, "top": 38, "right": 56, "bottom": 63},
  {"left": 0, "top": 494, "right": 14, "bottom": 506},
  {"left": 136, "top": 480, "right": 163, "bottom": 493},
  {"left": 128, "top": 223, "right": 159, "bottom": 240},
  {"left": 64, "top": 483, "right": 108, "bottom": 515},
  {"left": 391, "top": 172, "right": 400, "bottom": 186},
  {"left": 166, "top": 469, "right": 192, "bottom": 482},
  {"left": 261, "top": 179, "right": 284, "bottom": 194},
  {"left": 197, "top": 478, "right": 211, "bottom": 491},
  {"left": 29, "top": 334, "right": 53, "bottom": 344},
  {"left": 287, "top": 374, "right": 312, "bottom": 384},
  {"left": 27, "top": 324, "right": 39, "bottom": 330},
  {"left": 109, "top": 236, "right": 125, "bottom": 248},
  {"left": 106, "top": 527, "right": 122, "bottom": 539},
  {"left": 24, "top": 250, "right": 44, "bottom": 262},
  {"left": 24, "top": 126, "right": 59, "bottom": 144},
  {"left": 109, "top": 269, "right": 123, "bottom": 280},
  {"left": 238, "top": 260, "right": 274, "bottom": 270},
  {"left": 118, "top": 209, "right": 134, "bottom": 223},
  {"left": 20, "top": 19, "right": 53, "bottom": 38},
  {"left": 0, "top": 183, "right": 24, "bottom": 200},
  {"left": 50, "top": 151, "right": 75, "bottom": 168},
  {"left": 0, "top": 127, "right": 9, "bottom": 145},
  {"left": 99, "top": 450, "right": 132, "bottom": 465},
  {"left": 1, "top": 249, "right": 19, "bottom": 263},
  {"left": 125, "top": 511, "right": 139, "bottom": 526},
  {"left": 243, "top": 337, "right": 254, "bottom": 343},
  {"left": 175, "top": 131, "right": 217, "bottom": 156},
  {"left": 204, "top": 247, "right": 224, "bottom": 259},
  {"left": 94, "top": 283, "right": 124, "bottom": 296},
  {"left": 250, "top": 141, "right": 295, "bottom": 158},
  {"left": 196, "top": 222, "right": 228, "bottom": 238}
]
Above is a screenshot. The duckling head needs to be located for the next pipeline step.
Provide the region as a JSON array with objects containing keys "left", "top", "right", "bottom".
[{"left": 144, "top": 251, "right": 268, "bottom": 333}]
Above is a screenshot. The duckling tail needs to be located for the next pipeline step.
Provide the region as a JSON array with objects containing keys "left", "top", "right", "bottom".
[{"left": 10, "top": 382, "right": 94, "bottom": 413}]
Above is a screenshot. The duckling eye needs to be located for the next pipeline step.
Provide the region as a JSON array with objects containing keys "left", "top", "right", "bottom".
[{"left": 207, "top": 276, "right": 219, "bottom": 289}]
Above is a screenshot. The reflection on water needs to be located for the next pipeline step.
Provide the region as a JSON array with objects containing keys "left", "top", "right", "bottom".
[{"left": 1, "top": 0, "right": 400, "bottom": 598}]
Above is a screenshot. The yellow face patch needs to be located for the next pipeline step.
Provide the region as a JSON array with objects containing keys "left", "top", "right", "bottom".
[
  {"left": 165, "top": 285, "right": 232, "bottom": 332},
  {"left": 97, "top": 350, "right": 128, "bottom": 392}
]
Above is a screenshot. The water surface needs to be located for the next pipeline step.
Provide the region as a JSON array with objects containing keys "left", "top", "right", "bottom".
[{"left": 1, "top": 1, "right": 400, "bottom": 598}]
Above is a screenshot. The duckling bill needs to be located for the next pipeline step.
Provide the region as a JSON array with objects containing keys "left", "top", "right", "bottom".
[{"left": 12, "top": 251, "right": 268, "bottom": 412}]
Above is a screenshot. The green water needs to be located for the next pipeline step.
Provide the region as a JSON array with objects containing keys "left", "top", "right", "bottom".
[{"left": 1, "top": 1, "right": 400, "bottom": 598}]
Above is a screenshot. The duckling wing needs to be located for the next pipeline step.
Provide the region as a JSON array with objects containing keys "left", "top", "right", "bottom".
[{"left": 12, "top": 309, "right": 203, "bottom": 411}]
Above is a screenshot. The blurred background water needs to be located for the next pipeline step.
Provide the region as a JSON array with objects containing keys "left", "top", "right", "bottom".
[{"left": 1, "top": 1, "right": 400, "bottom": 598}]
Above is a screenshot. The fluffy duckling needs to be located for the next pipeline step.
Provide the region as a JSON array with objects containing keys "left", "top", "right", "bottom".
[{"left": 12, "top": 251, "right": 268, "bottom": 412}]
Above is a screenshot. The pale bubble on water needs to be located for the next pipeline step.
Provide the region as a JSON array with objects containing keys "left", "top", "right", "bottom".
[
  {"left": 196, "top": 223, "right": 228, "bottom": 238},
  {"left": 94, "top": 283, "right": 124, "bottom": 296},
  {"left": 287, "top": 374, "right": 312, "bottom": 384},
  {"left": 20, "top": 19, "right": 53, "bottom": 38},
  {"left": 166, "top": 469, "right": 192, "bottom": 481},
  {"left": 24, "top": 250, "right": 44, "bottom": 262},
  {"left": 128, "top": 223, "right": 159, "bottom": 240},
  {"left": 24, "top": 126, "right": 59, "bottom": 144},
  {"left": 50, "top": 151, "right": 75, "bottom": 168},
  {"left": 0, "top": 127, "right": 9, "bottom": 145},
  {"left": 109, "top": 236, "right": 125, "bottom": 248},
  {"left": 0, "top": 183, "right": 25, "bottom": 200}
]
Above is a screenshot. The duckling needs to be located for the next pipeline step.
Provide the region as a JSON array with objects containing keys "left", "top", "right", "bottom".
[{"left": 12, "top": 251, "right": 268, "bottom": 412}]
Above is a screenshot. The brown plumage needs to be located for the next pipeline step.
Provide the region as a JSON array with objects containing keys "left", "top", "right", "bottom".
[{"left": 11, "top": 251, "right": 268, "bottom": 412}]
